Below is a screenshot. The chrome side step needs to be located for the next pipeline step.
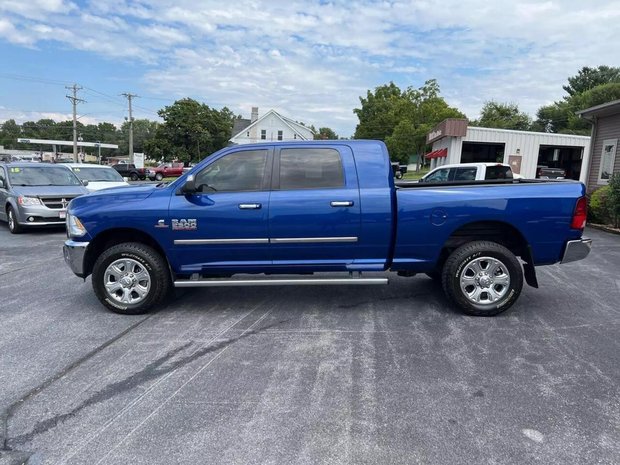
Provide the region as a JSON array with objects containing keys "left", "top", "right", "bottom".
[{"left": 174, "top": 277, "right": 389, "bottom": 288}]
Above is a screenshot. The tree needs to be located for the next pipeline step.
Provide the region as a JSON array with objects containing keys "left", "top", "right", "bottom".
[
  {"left": 533, "top": 66, "right": 620, "bottom": 135},
  {"left": 471, "top": 101, "right": 531, "bottom": 130},
  {"left": 354, "top": 80, "right": 465, "bottom": 164},
  {"left": 314, "top": 127, "right": 338, "bottom": 140},
  {"left": 353, "top": 82, "right": 402, "bottom": 141},
  {"left": 563, "top": 66, "right": 620, "bottom": 97},
  {"left": 146, "top": 98, "right": 235, "bottom": 163},
  {"left": 0, "top": 119, "right": 21, "bottom": 149},
  {"left": 119, "top": 119, "right": 159, "bottom": 156}
]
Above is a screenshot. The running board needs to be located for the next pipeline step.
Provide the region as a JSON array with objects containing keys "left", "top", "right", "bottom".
[{"left": 174, "top": 277, "right": 389, "bottom": 287}]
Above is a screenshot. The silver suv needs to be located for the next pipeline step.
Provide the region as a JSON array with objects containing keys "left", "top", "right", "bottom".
[{"left": 0, "top": 163, "right": 89, "bottom": 234}]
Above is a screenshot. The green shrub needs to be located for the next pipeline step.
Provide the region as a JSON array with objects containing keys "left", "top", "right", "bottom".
[
  {"left": 607, "top": 173, "right": 620, "bottom": 228},
  {"left": 589, "top": 186, "right": 611, "bottom": 224}
]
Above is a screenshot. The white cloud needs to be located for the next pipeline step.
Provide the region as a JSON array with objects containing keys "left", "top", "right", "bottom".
[{"left": 1, "top": 0, "right": 620, "bottom": 135}]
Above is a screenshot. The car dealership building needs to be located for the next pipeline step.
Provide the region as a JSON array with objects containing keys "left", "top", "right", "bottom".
[{"left": 425, "top": 119, "right": 591, "bottom": 182}]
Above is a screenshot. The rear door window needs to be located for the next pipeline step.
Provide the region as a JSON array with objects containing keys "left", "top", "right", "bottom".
[
  {"left": 278, "top": 148, "right": 344, "bottom": 190},
  {"left": 454, "top": 167, "right": 478, "bottom": 181},
  {"left": 485, "top": 166, "right": 513, "bottom": 180}
]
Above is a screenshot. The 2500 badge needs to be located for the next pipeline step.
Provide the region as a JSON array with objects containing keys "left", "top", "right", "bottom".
[{"left": 172, "top": 219, "right": 197, "bottom": 230}]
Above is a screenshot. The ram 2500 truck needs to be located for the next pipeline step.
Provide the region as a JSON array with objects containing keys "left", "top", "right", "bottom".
[{"left": 63, "top": 140, "right": 591, "bottom": 316}]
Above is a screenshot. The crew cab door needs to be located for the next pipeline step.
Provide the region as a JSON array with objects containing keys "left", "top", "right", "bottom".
[
  {"left": 168, "top": 148, "right": 273, "bottom": 274},
  {"left": 268, "top": 145, "right": 361, "bottom": 270}
]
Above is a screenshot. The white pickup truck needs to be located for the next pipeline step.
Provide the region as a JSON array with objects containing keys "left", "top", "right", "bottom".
[{"left": 420, "top": 163, "right": 516, "bottom": 183}]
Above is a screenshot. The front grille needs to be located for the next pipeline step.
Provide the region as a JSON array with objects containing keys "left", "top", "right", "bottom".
[{"left": 40, "top": 197, "right": 75, "bottom": 209}]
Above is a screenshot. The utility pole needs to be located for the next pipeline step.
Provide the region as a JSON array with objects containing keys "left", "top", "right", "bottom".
[
  {"left": 65, "top": 84, "right": 85, "bottom": 162},
  {"left": 121, "top": 93, "right": 138, "bottom": 164}
]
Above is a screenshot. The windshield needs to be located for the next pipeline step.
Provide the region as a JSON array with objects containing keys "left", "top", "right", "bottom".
[
  {"left": 72, "top": 166, "right": 124, "bottom": 182},
  {"left": 7, "top": 166, "right": 82, "bottom": 186}
]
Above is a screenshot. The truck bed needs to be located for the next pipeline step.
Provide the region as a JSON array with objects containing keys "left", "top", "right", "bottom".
[{"left": 391, "top": 179, "right": 585, "bottom": 271}]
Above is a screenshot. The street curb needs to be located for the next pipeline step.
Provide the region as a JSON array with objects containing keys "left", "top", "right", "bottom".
[{"left": 589, "top": 223, "right": 620, "bottom": 235}]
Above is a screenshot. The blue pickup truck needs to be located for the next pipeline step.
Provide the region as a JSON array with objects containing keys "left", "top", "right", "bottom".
[{"left": 63, "top": 140, "right": 591, "bottom": 316}]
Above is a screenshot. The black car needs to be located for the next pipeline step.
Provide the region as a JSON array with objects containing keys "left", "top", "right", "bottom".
[
  {"left": 111, "top": 163, "right": 147, "bottom": 181},
  {"left": 536, "top": 165, "right": 566, "bottom": 179}
]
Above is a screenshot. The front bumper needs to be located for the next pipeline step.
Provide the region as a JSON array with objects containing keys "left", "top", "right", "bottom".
[
  {"left": 63, "top": 240, "right": 89, "bottom": 277},
  {"left": 560, "top": 238, "right": 592, "bottom": 264},
  {"left": 16, "top": 204, "right": 66, "bottom": 226}
]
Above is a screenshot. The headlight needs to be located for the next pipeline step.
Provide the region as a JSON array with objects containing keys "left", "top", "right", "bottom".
[
  {"left": 17, "top": 196, "right": 42, "bottom": 206},
  {"left": 66, "top": 213, "right": 87, "bottom": 237}
]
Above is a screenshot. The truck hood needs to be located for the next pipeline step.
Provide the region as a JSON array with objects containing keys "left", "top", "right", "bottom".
[
  {"left": 69, "top": 183, "right": 157, "bottom": 210},
  {"left": 12, "top": 185, "right": 89, "bottom": 198}
]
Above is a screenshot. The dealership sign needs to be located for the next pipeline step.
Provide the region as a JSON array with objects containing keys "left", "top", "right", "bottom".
[{"left": 426, "top": 119, "right": 468, "bottom": 144}]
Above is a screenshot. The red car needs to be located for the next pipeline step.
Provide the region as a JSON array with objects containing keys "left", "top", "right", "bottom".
[{"left": 147, "top": 162, "right": 184, "bottom": 181}]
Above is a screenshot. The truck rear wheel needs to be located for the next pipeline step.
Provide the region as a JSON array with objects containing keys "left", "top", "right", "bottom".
[
  {"left": 92, "top": 242, "right": 170, "bottom": 315},
  {"left": 441, "top": 241, "right": 523, "bottom": 316}
]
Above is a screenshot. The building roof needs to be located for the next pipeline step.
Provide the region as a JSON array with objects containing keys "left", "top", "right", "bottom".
[
  {"left": 232, "top": 118, "right": 251, "bottom": 136},
  {"left": 576, "top": 98, "right": 620, "bottom": 119},
  {"left": 230, "top": 109, "right": 314, "bottom": 141}
]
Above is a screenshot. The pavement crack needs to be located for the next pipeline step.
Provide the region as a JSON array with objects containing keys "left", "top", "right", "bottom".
[
  {"left": 1, "top": 312, "right": 156, "bottom": 452},
  {"left": 8, "top": 318, "right": 290, "bottom": 447}
]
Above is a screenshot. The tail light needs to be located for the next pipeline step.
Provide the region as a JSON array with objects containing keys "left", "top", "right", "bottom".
[{"left": 570, "top": 196, "right": 587, "bottom": 230}]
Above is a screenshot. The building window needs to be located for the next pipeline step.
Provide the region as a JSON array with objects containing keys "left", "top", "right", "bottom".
[
  {"left": 261, "top": 129, "right": 266, "bottom": 140},
  {"left": 598, "top": 138, "right": 617, "bottom": 184},
  {"left": 277, "top": 130, "right": 283, "bottom": 141}
]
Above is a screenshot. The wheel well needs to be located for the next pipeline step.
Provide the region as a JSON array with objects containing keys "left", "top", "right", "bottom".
[
  {"left": 84, "top": 228, "right": 169, "bottom": 277},
  {"left": 437, "top": 221, "right": 529, "bottom": 270}
]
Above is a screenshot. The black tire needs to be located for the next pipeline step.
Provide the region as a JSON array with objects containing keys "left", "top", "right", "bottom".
[
  {"left": 92, "top": 242, "right": 170, "bottom": 315},
  {"left": 395, "top": 171, "right": 403, "bottom": 179},
  {"left": 7, "top": 206, "right": 22, "bottom": 234},
  {"left": 155, "top": 173, "right": 163, "bottom": 181},
  {"left": 130, "top": 172, "right": 139, "bottom": 181},
  {"left": 441, "top": 241, "right": 523, "bottom": 316}
]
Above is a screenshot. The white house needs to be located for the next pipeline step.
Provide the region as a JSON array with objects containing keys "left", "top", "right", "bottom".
[{"left": 230, "top": 107, "right": 314, "bottom": 144}]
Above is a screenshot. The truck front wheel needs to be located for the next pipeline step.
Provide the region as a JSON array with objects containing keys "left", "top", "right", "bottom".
[
  {"left": 92, "top": 242, "right": 170, "bottom": 315},
  {"left": 441, "top": 241, "right": 523, "bottom": 316}
]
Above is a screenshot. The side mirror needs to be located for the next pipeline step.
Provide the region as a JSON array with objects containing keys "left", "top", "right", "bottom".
[
  {"left": 182, "top": 175, "right": 197, "bottom": 194},
  {"left": 82, "top": 180, "right": 89, "bottom": 187}
]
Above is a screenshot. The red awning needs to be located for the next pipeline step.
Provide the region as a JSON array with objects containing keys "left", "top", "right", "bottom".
[{"left": 425, "top": 148, "right": 448, "bottom": 159}]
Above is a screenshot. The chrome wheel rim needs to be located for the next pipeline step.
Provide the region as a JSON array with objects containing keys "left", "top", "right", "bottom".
[
  {"left": 8, "top": 210, "right": 15, "bottom": 230},
  {"left": 104, "top": 258, "right": 151, "bottom": 305},
  {"left": 460, "top": 256, "right": 511, "bottom": 306}
]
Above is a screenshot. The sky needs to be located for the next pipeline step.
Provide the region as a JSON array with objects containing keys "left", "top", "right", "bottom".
[{"left": 1, "top": 0, "right": 619, "bottom": 138}]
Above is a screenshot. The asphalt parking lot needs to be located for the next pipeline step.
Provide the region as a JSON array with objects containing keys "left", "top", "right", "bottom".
[{"left": 0, "top": 225, "right": 619, "bottom": 465}]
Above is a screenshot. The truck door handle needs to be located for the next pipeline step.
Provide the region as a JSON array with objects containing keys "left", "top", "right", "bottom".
[
  {"left": 330, "top": 201, "right": 354, "bottom": 207},
  {"left": 239, "top": 203, "right": 262, "bottom": 210}
]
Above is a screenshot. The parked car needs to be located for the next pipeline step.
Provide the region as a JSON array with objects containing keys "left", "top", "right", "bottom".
[
  {"left": 111, "top": 163, "right": 147, "bottom": 181},
  {"left": 537, "top": 165, "right": 566, "bottom": 179},
  {"left": 420, "top": 163, "right": 514, "bottom": 183},
  {"left": 0, "top": 163, "right": 89, "bottom": 234},
  {"left": 63, "top": 140, "right": 590, "bottom": 317},
  {"left": 147, "top": 162, "right": 185, "bottom": 181},
  {"left": 65, "top": 164, "right": 129, "bottom": 192},
  {"left": 391, "top": 162, "right": 408, "bottom": 179}
]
